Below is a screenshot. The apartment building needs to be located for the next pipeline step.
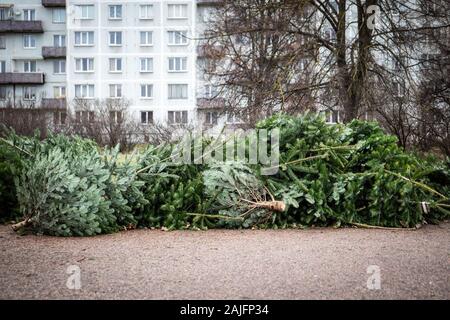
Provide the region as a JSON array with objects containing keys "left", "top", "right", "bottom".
[
  {"left": 0, "top": 0, "right": 67, "bottom": 116},
  {"left": 0, "top": 0, "right": 222, "bottom": 131},
  {"left": 67, "top": 0, "right": 202, "bottom": 127}
]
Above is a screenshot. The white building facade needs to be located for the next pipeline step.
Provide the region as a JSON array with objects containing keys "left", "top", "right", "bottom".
[
  {"left": 67, "top": 0, "right": 204, "bottom": 126},
  {"left": 1, "top": 0, "right": 220, "bottom": 129},
  {"left": 0, "top": 0, "right": 67, "bottom": 110}
]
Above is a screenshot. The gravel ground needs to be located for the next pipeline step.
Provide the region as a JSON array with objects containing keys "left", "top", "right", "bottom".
[{"left": 0, "top": 223, "right": 449, "bottom": 300}]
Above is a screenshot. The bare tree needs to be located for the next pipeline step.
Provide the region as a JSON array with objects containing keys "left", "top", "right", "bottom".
[
  {"left": 201, "top": 0, "right": 317, "bottom": 126},
  {"left": 0, "top": 96, "right": 49, "bottom": 139},
  {"left": 202, "top": 0, "right": 450, "bottom": 152},
  {"left": 138, "top": 121, "right": 176, "bottom": 145},
  {"left": 415, "top": 17, "right": 450, "bottom": 155},
  {"left": 68, "top": 98, "right": 139, "bottom": 151}
]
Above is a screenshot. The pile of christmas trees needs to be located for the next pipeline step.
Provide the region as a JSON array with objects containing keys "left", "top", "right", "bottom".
[
  {"left": 1, "top": 113, "right": 449, "bottom": 236},
  {"left": 258, "top": 114, "right": 450, "bottom": 228}
]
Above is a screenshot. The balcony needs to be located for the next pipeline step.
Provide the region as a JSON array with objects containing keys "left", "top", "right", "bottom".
[
  {"left": 197, "top": 0, "right": 223, "bottom": 6},
  {"left": 42, "top": 98, "right": 66, "bottom": 110},
  {"left": 42, "top": 0, "right": 66, "bottom": 7},
  {"left": 197, "top": 45, "right": 224, "bottom": 58},
  {"left": 0, "top": 20, "right": 44, "bottom": 33},
  {"left": 42, "top": 46, "right": 66, "bottom": 59},
  {"left": 0, "top": 73, "right": 44, "bottom": 85},
  {"left": 197, "top": 97, "right": 226, "bottom": 110}
]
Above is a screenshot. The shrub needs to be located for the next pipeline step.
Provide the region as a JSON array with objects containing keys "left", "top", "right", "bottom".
[{"left": 0, "top": 143, "right": 22, "bottom": 222}]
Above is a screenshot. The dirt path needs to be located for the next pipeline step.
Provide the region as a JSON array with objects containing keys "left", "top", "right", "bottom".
[{"left": 0, "top": 223, "right": 449, "bottom": 299}]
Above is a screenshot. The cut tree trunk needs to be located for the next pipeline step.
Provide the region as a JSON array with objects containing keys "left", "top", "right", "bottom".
[{"left": 11, "top": 219, "right": 31, "bottom": 231}]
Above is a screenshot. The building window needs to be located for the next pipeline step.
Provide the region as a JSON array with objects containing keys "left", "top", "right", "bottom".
[
  {"left": 52, "top": 8, "right": 65, "bottom": 23},
  {"left": 53, "top": 35, "right": 66, "bottom": 47},
  {"left": 168, "top": 57, "right": 187, "bottom": 72},
  {"left": 53, "top": 60, "right": 66, "bottom": 74},
  {"left": 0, "top": 7, "right": 12, "bottom": 20},
  {"left": 24, "top": 60, "right": 36, "bottom": 73},
  {"left": 75, "top": 84, "right": 95, "bottom": 98},
  {"left": 204, "top": 85, "right": 218, "bottom": 98},
  {"left": 109, "top": 84, "right": 122, "bottom": 98},
  {"left": 0, "top": 61, "right": 5, "bottom": 73},
  {"left": 205, "top": 111, "right": 218, "bottom": 125},
  {"left": 198, "top": 57, "right": 215, "bottom": 73},
  {"left": 324, "top": 28, "right": 336, "bottom": 41},
  {"left": 109, "top": 58, "right": 122, "bottom": 72},
  {"left": 321, "top": 110, "right": 340, "bottom": 124},
  {"left": 198, "top": 7, "right": 212, "bottom": 23},
  {"left": 23, "top": 87, "right": 37, "bottom": 100},
  {"left": 77, "top": 5, "right": 94, "bottom": 19},
  {"left": 298, "top": 58, "right": 308, "bottom": 72},
  {"left": 168, "top": 31, "right": 188, "bottom": 45},
  {"left": 53, "top": 111, "right": 67, "bottom": 125},
  {"left": 330, "top": 110, "right": 339, "bottom": 123},
  {"left": 420, "top": 53, "right": 439, "bottom": 69},
  {"left": 0, "top": 36, "right": 6, "bottom": 49},
  {"left": 423, "top": 0, "right": 445, "bottom": 14},
  {"left": 0, "top": 86, "right": 7, "bottom": 100},
  {"left": 74, "top": 31, "right": 94, "bottom": 46},
  {"left": 109, "top": 111, "right": 122, "bottom": 123},
  {"left": 75, "top": 111, "right": 95, "bottom": 123},
  {"left": 393, "top": 56, "right": 406, "bottom": 72},
  {"left": 393, "top": 81, "right": 406, "bottom": 97},
  {"left": 109, "top": 5, "right": 122, "bottom": 20},
  {"left": 53, "top": 86, "right": 66, "bottom": 98},
  {"left": 168, "top": 84, "right": 188, "bottom": 99},
  {"left": 140, "top": 111, "right": 153, "bottom": 124},
  {"left": 168, "top": 111, "right": 188, "bottom": 124},
  {"left": 23, "top": 9, "right": 35, "bottom": 21},
  {"left": 168, "top": 4, "right": 188, "bottom": 19},
  {"left": 422, "top": 33, "right": 433, "bottom": 46},
  {"left": 140, "top": 58, "right": 153, "bottom": 73},
  {"left": 226, "top": 112, "right": 243, "bottom": 124},
  {"left": 140, "top": 84, "right": 153, "bottom": 98},
  {"left": 109, "top": 32, "right": 122, "bottom": 46},
  {"left": 75, "top": 58, "right": 94, "bottom": 72},
  {"left": 139, "top": 4, "right": 153, "bottom": 19},
  {"left": 140, "top": 31, "right": 153, "bottom": 46},
  {"left": 23, "top": 35, "right": 36, "bottom": 49}
]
